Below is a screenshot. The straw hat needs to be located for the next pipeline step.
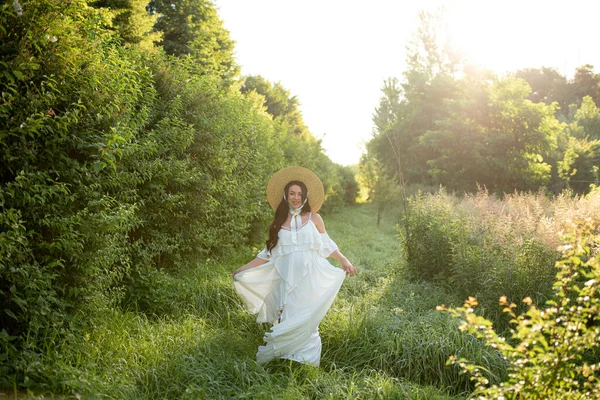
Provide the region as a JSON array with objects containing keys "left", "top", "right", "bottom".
[{"left": 266, "top": 166, "right": 325, "bottom": 212}]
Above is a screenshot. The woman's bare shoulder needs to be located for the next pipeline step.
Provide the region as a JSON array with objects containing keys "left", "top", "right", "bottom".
[
  {"left": 311, "top": 212, "right": 324, "bottom": 221},
  {"left": 311, "top": 212, "right": 326, "bottom": 232}
]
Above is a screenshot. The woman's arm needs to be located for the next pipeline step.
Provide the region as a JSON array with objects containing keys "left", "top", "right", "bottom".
[
  {"left": 329, "top": 249, "right": 357, "bottom": 276},
  {"left": 311, "top": 213, "right": 357, "bottom": 277},
  {"left": 232, "top": 257, "right": 268, "bottom": 279}
]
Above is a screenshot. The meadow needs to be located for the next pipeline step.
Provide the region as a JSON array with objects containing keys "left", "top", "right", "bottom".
[
  {"left": 3, "top": 190, "right": 600, "bottom": 399},
  {"left": 3, "top": 202, "right": 509, "bottom": 399}
]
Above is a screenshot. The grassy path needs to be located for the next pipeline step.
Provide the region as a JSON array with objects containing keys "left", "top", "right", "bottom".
[{"left": 11, "top": 203, "right": 485, "bottom": 399}]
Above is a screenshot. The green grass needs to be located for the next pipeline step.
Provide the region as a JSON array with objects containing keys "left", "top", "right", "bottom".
[{"left": 9, "top": 203, "right": 508, "bottom": 399}]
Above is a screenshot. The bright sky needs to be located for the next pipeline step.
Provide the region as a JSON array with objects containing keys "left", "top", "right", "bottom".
[{"left": 214, "top": 0, "right": 600, "bottom": 166}]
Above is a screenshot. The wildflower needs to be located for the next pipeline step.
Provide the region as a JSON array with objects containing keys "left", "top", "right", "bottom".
[{"left": 13, "top": 0, "right": 23, "bottom": 16}]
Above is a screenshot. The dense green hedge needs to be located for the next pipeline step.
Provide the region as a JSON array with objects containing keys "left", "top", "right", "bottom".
[{"left": 0, "top": 0, "right": 356, "bottom": 382}]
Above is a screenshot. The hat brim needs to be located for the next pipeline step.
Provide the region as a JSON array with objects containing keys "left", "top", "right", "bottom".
[{"left": 267, "top": 166, "right": 325, "bottom": 212}]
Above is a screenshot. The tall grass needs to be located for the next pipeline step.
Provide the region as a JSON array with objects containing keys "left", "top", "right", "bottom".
[{"left": 403, "top": 187, "right": 600, "bottom": 331}]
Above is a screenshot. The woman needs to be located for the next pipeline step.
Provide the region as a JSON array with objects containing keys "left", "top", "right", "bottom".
[{"left": 232, "top": 166, "right": 357, "bottom": 367}]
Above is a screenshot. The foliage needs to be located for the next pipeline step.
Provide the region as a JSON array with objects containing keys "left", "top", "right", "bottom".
[
  {"left": 338, "top": 165, "right": 359, "bottom": 206},
  {"left": 401, "top": 188, "right": 600, "bottom": 331},
  {"left": 372, "top": 170, "right": 401, "bottom": 226},
  {"left": 557, "top": 96, "right": 600, "bottom": 193},
  {"left": 441, "top": 221, "right": 600, "bottom": 399},
  {"left": 367, "top": 10, "right": 461, "bottom": 185},
  {"left": 558, "top": 137, "right": 600, "bottom": 194},
  {"left": 572, "top": 65, "right": 600, "bottom": 109},
  {"left": 120, "top": 57, "right": 283, "bottom": 273},
  {"left": 242, "top": 75, "right": 304, "bottom": 124},
  {"left": 516, "top": 65, "right": 600, "bottom": 120},
  {"left": 571, "top": 96, "right": 600, "bottom": 140},
  {"left": 515, "top": 66, "right": 571, "bottom": 115},
  {"left": 402, "top": 188, "right": 458, "bottom": 282},
  {"left": 148, "top": 0, "right": 239, "bottom": 84},
  {"left": 1, "top": 0, "right": 148, "bottom": 369},
  {"left": 422, "top": 75, "right": 560, "bottom": 192},
  {"left": 366, "top": 10, "right": 600, "bottom": 196},
  {"left": 89, "top": 0, "right": 162, "bottom": 51}
]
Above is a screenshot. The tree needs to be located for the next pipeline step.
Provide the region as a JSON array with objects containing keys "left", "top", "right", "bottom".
[
  {"left": 367, "top": 10, "right": 461, "bottom": 185},
  {"left": 148, "top": 0, "right": 239, "bottom": 83},
  {"left": 357, "top": 153, "right": 379, "bottom": 201},
  {"left": 572, "top": 95, "right": 600, "bottom": 140},
  {"left": 373, "top": 172, "right": 401, "bottom": 226},
  {"left": 358, "top": 154, "right": 399, "bottom": 224},
  {"left": 372, "top": 77, "right": 402, "bottom": 135},
  {"left": 89, "top": 0, "right": 162, "bottom": 50},
  {"left": 242, "top": 75, "right": 308, "bottom": 136},
  {"left": 572, "top": 64, "right": 600, "bottom": 107},
  {"left": 515, "top": 67, "right": 569, "bottom": 113},
  {"left": 558, "top": 137, "right": 600, "bottom": 194},
  {"left": 421, "top": 75, "right": 561, "bottom": 192},
  {"left": 558, "top": 96, "right": 600, "bottom": 193}
]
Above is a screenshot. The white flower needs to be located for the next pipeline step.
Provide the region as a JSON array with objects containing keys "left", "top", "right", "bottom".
[{"left": 13, "top": 0, "right": 23, "bottom": 16}]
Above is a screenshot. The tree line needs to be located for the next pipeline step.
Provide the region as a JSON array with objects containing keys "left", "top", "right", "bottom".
[
  {"left": 0, "top": 0, "right": 356, "bottom": 382},
  {"left": 363, "top": 12, "right": 600, "bottom": 197}
]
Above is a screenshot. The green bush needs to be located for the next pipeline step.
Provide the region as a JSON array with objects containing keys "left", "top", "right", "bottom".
[
  {"left": 442, "top": 221, "right": 600, "bottom": 399},
  {"left": 118, "top": 55, "right": 283, "bottom": 272},
  {"left": 403, "top": 189, "right": 460, "bottom": 281},
  {"left": 1, "top": 0, "right": 147, "bottom": 374}
]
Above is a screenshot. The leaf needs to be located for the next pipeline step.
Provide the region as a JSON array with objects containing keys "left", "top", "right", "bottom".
[
  {"left": 4, "top": 309, "right": 18, "bottom": 321},
  {"left": 92, "top": 161, "right": 104, "bottom": 173},
  {"left": 13, "top": 70, "right": 26, "bottom": 81}
]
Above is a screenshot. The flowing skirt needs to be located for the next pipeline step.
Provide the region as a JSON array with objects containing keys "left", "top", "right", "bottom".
[{"left": 233, "top": 250, "right": 345, "bottom": 366}]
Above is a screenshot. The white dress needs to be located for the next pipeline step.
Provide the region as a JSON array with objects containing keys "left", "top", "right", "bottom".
[{"left": 233, "top": 213, "right": 346, "bottom": 366}]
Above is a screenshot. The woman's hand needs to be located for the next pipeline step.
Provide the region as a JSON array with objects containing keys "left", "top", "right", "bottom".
[
  {"left": 341, "top": 258, "right": 357, "bottom": 277},
  {"left": 232, "top": 257, "right": 269, "bottom": 280}
]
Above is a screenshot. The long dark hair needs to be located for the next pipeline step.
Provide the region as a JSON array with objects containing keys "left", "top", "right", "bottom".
[{"left": 266, "top": 180, "right": 311, "bottom": 251}]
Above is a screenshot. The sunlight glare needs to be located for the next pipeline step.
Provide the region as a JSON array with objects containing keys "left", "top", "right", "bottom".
[{"left": 445, "top": 1, "right": 597, "bottom": 77}]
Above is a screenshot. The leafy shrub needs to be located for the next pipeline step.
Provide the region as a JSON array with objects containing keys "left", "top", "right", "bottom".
[
  {"left": 119, "top": 55, "right": 283, "bottom": 272},
  {"left": 1, "top": 0, "right": 147, "bottom": 372},
  {"left": 441, "top": 221, "right": 600, "bottom": 399},
  {"left": 403, "top": 189, "right": 461, "bottom": 280}
]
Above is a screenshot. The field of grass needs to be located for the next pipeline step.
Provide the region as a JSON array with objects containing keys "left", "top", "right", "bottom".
[{"left": 3, "top": 203, "right": 507, "bottom": 399}]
